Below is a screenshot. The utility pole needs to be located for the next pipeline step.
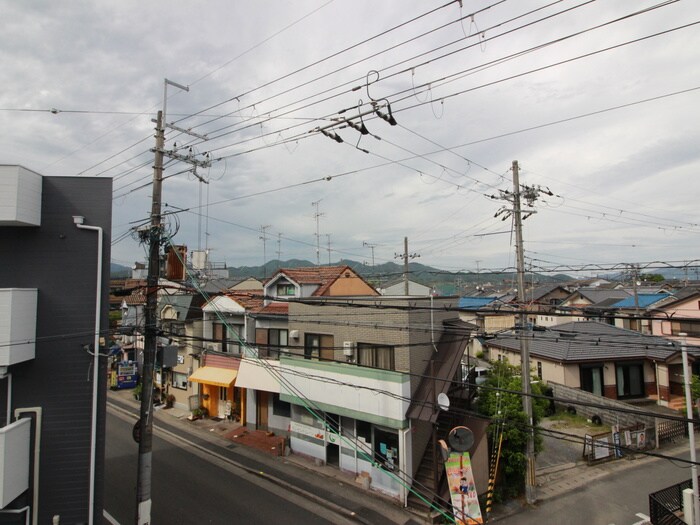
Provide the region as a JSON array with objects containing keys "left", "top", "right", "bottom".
[
  {"left": 363, "top": 241, "right": 377, "bottom": 268},
  {"left": 260, "top": 225, "right": 271, "bottom": 278},
  {"left": 511, "top": 160, "right": 537, "bottom": 505},
  {"left": 395, "top": 237, "right": 419, "bottom": 296},
  {"left": 136, "top": 110, "right": 164, "bottom": 525},
  {"left": 680, "top": 334, "right": 700, "bottom": 525},
  {"left": 276, "top": 232, "right": 282, "bottom": 268},
  {"left": 312, "top": 200, "right": 323, "bottom": 266},
  {"left": 326, "top": 233, "right": 332, "bottom": 265},
  {"left": 476, "top": 260, "right": 482, "bottom": 291},
  {"left": 136, "top": 79, "right": 210, "bottom": 525}
]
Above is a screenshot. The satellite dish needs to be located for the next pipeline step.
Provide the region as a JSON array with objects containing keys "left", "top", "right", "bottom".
[
  {"left": 448, "top": 426, "right": 474, "bottom": 452},
  {"left": 437, "top": 392, "right": 450, "bottom": 411}
]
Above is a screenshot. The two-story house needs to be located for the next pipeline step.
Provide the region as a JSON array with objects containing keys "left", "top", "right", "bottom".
[{"left": 238, "top": 293, "right": 488, "bottom": 509}]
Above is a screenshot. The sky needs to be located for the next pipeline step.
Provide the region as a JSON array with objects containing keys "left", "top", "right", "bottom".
[{"left": 2, "top": 0, "right": 699, "bottom": 279}]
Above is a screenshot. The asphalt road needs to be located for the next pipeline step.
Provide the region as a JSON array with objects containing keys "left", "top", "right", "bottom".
[
  {"left": 496, "top": 448, "right": 697, "bottom": 525},
  {"left": 103, "top": 406, "right": 352, "bottom": 525}
]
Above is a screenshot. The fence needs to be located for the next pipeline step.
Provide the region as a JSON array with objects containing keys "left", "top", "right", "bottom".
[{"left": 649, "top": 479, "right": 693, "bottom": 525}]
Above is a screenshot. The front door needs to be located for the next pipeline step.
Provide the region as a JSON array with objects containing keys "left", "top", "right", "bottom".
[
  {"left": 320, "top": 335, "right": 334, "bottom": 362},
  {"left": 217, "top": 387, "right": 228, "bottom": 418},
  {"left": 257, "top": 391, "right": 269, "bottom": 430}
]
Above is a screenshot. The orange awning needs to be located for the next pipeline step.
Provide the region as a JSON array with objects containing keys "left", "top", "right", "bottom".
[{"left": 188, "top": 366, "right": 237, "bottom": 387}]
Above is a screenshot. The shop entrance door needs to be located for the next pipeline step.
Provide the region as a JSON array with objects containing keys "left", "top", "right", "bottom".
[{"left": 257, "top": 391, "right": 269, "bottom": 430}]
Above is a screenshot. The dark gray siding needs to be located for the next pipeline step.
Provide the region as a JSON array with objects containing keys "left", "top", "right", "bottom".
[{"left": 0, "top": 176, "right": 112, "bottom": 524}]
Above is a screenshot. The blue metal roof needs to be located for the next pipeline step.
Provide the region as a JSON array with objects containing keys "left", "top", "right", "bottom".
[
  {"left": 458, "top": 296, "right": 498, "bottom": 310},
  {"left": 610, "top": 293, "right": 668, "bottom": 309}
]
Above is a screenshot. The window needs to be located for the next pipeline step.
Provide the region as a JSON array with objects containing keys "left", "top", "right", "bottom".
[
  {"left": 219, "top": 388, "right": 228, "bottom": 401},
  {"left": 671, "top": 321, "right": 700, "bottom": 338},
  {"left": 166, "top": 321, "right": 185, "bottom": 336},
  {"left": 580, "top": 364, "right": 604, "bottom": 396},
  {"left": 276, "top": 283, "right": 295, "bottom": 296},
  {"left": 268, "top": 328, "right": 288, "bottom": 359},
  {"left": 172, "top": 372, "right": 188, "bottom": 390},
  {"left": 357, "top": 343, "right": 394, "bottom": 370},
  {"left": 304, "top": 333, "right": 320, "bottom": 360},
  {"left": 272, "top": 393, "right": 291, "bottom": 417},
  {"left": 373, "top": 427, "right": 399, "bottom": 472},
  {"left": 616, "top": 362, "right": 644, "bottom": 399},
  {"left": 537, "top": 361, "right": 543, "bottom": 380},
  {"left": 213, "top": 322, "right": 242, "bottom": 354}
]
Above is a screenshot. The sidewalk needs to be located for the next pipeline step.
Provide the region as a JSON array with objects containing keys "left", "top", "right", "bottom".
[{"left": 108, "top": 388, "right": 423, "bottom": 525}]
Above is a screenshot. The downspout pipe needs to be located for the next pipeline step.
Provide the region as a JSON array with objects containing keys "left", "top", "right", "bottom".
[{"left": 73, "top": 216, "right": 102, "bottom": 525}]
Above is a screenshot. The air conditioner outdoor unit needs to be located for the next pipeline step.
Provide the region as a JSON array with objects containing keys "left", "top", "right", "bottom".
[
  {"left": 342, "top": 341, "right": 355, "bottom": 357},
  {"left": 289, "top": 330, "right": 300, "bottom": 339}
]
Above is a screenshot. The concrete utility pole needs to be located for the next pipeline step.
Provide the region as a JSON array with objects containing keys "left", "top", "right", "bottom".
[
  {"left": 312, "top": 200, "right": 323, "bottom": 266},
  {"left": 260, "top": 225, "right": 271, "bottom": 278},
  {"left": 136, "top": 78, "right": 211, "bottom": 525},
  {"left": 136, "top": 110, "right": 164, "bottom": 525},
  {"left": 395, "top": 237, "right": 419, "bottom": 295},
  {"left": 680, "top": 334, "right": 700, "bottom": 525},
  {"left": 363, "top": 241, "right": 377, "bottom": 268},
  {"left": 276, "top": 232, "right": 282, "bottom": 268},
  {"left": 512, "top": 160, "right": 537, "bottom": 505}
]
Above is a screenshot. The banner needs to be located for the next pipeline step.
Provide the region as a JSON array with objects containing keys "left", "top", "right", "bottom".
[{"left": 445, "top": 452, "right": 483, "bottom": 524}]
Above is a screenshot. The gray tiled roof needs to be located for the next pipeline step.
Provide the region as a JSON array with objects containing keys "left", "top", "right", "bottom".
[{"left": 486, "top": 321, "right": 681, "bottom": 363}]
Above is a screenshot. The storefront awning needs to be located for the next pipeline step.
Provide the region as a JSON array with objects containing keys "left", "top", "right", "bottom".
[
  {"left": 189, "top": 366, "right": 237, "bottom": 387},
  {"left": 235, "top": 359, "right": 281, "bottom": 393}
]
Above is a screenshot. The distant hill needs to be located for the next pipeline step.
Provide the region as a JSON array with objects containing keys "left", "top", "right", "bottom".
[
  {"left": 226, "top": 258, "right": 571, "bottom": 295},
  {"left": 110, "top": 262, "right": 131, "bottom": 278}
]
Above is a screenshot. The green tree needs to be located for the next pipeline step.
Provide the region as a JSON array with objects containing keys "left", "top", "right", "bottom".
[{"left": 477, "top": 360, "right": 548, "bottom": 500}]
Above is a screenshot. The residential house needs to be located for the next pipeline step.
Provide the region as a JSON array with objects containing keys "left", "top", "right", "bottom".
[
  {"left": 379, "top": 278, "right": 433, "bottom": 296},
  {"left": 608, "top": 293, "right": 670, "bottom": 334},
  {"left": 525, "top": 284, "right": 571, "bottom": 312},
  {"left": 237, "top": 295, "right": 489, "bottom": 508},
  {"left": 557, "top": 287, "right": 631, "bottom": 321},
  {"left": 158, "top": 292, "right": 206, "bottom": 411},
  {"left": 0, "top": 166, "right": 111, "bottom": 523},
  {"left": 191, "top": 290, "right": 264, "bottom": 419},
  {"left": 458, "top": 296, "right": 516, "bottom": 360},
  {"left": 482, "top": 321, "right": 688, "bottom": 407},
  {"left": 649, "top": 289, "right": 700, "bottom": 398}
]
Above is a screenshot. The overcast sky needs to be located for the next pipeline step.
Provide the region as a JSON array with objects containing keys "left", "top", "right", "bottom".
[{"left": 2, "top": 0, "right": 699, "bottom": 278}]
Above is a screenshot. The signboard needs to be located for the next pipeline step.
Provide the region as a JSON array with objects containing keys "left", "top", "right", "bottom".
[{"left": 445, "top": 451, "right": 483, "bottom": 524}]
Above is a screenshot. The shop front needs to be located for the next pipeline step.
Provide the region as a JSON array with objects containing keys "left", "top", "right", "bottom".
[{"left": 188, "top": 366, "right": 241, "bottom": 420}]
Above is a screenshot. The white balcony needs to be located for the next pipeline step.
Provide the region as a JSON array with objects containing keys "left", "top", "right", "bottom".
[
  {"left": 278, "top": 356, "right": 411, "bottom": 428},
  {"left": 0, "top": 289, "right": 37, "bottom": 366},
  {"left": 0, "top": 165, "right": 42, "bottom": 227},
  {"left": 0, "top": 418, "right": 31, "bottom": 508}
]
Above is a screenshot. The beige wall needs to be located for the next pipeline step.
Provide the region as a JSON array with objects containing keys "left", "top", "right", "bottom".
[
  {"left": 327, "top": 272, "right": 378, "bottom": 296},
  {"left": 288, "top": 297, "right": 460, "bottom": 394}
]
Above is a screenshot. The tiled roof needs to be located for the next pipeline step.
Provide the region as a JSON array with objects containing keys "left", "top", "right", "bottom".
[
  {"left": 258, "top": 302, "right": 289, "bottom": 315},
  {"left": 610, "top": 294, "right": 669, "bottom": 309},
  {"left": 123, "top": 293, "right": 145, "bottom": 305},
  {"left": 273, "top": 265, "right": 376, "bottom": 297},
  {"left": 458, "top": 296, "right": 499, "bottom": 310},
  {"left": 486, "top": 320, "right": 682, "bottom": 363},
  {"left": 567, "top": 288, "right": 630, "bottom": 306},
  {"left": 225, "top": 291, "right": 264, "bottom": 311},
  {"left": 276, "top": 266, "right": 349, "bottom": 285}
]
